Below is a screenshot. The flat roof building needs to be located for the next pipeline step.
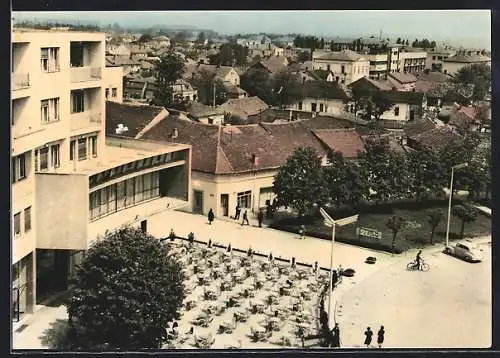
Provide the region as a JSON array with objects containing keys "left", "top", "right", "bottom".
[{"left": 11, "top": 28, "right": 191, "bottom": 321}]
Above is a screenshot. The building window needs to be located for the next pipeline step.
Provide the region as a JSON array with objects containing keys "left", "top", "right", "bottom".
[
  {"left": 50, "top": 144, "right": 60, "bottom": 168},
  {"left": 112, "top": 88, "right": 117, "bottom": 98},
  {"left": 438, "top": 56, "right": 443, "bottom": 60},
  {"left": 14, "top": 213, "right": 21, "bottom": 236},
  {"left": 24, "top": 207, "right": 31, "bottom": 232},
  {"left": 394, "top": 107, "right": 400, "bottom": 116},
  {"left": 90, "top": 136, "right": 98, "bottom": 157},
  {"left": 12, "top": 153, "right": 27, "bottom": 183},
  {"left": 311, "top": 103, "right": 317, "bottom": 112},
  {"left": 41, "top": 47, "right": 60, "bottom": 72},
  {"left": 237, "top": 191, "right": 252, "bottom": 209},
  {"left": 319, "top": 103, "right": 324, "bottom": 112},
  {"left": 105, "top": 88, "right": 110, "bottom": 99},
  {"left": 39, "top": 147, "right": 49, "bottom": 171},
  {"left": 298, "top": 101, "right": 303, "bottom": 110},
  {"left": 89, "top": 172, "right": 160, "bottom": 220},
  {"left": 41, "top": 98, "right": 60, "bottom": 123},
  {"left": 78, "top": 138, "right": 87, "bottom": 160},
  {"left": 70, "top": 140, "right": 75, "bottom": 161},
  {"left": 71, "top": 90, "right": 85, "bottom": 113},
  {"left": 341, "top": 65, "right": 345, "bottom": 74}
]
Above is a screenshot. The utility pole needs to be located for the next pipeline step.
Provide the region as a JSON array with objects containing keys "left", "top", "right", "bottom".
[{"left": 213, "top": 81, "right": 216, "bottom": 108}]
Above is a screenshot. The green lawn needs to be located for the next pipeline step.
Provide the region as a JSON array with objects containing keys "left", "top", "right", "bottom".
[{"left": 270, "top": 203, "right": 491, "bottom": 253}]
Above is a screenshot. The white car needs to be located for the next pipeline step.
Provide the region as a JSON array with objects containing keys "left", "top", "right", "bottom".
[{"left": 444, "top": 242, "right": 483, "bottom": 262}]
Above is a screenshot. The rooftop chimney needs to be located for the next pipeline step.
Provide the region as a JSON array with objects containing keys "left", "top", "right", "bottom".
[{"left": 171, "top": 128, "right": 179, "bottom": 139}]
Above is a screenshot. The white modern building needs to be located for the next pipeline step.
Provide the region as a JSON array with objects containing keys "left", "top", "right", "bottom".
[
  {"left": 11, "top": 28, "right": 192, "bottom": 320},
  {"left": 312, "top": 50, "right": 370, "bottom": 85}
]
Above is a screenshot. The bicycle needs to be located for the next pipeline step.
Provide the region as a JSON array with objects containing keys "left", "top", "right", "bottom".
[{"left": 406, "top": 259, "right": 430, "bottom": 271}]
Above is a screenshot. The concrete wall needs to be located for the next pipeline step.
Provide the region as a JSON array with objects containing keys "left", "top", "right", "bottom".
[
  {"left": 103, "top": 66, "right": 124, "bottom": 102},
  {"left": 35, "top": 173, "right": 89, "bottom": 250}
]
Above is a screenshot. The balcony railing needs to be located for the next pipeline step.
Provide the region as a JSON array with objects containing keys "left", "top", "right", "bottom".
[
  {"left": 70, "top": 112, "right": 102, "bottom": 131},
  {"left": 70, "top": 67, "right": 102, "bottom": 83},
  {"left": 12, "top": 73, "right": 30, "bottom": 91}
]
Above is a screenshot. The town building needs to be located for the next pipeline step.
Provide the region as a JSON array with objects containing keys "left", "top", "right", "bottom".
[
  {"left": 106, "top": 104, "right": 366, "bottom": 218},
  {"left": 442, "top": 52, "right": 491, "bottom": 75},
  {"left": 218, "top": 96, "right": 269, "bottom": 122},
  {"left": 425, "top": 47, "right": 456, "bottom": 72},
  {"left": 286, "top": 81, "right": 350, "bottom": 116},
  {"left": 312, "top": 50, "right": 370, "bottom": 85},
  {"left": 11, "top": 28, "right": 192, "bottom": 319}
]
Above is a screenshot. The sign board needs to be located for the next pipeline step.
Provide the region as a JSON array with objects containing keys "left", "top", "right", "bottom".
[{"left": 356, "top": 227, "right": 382, "bottom": 240}]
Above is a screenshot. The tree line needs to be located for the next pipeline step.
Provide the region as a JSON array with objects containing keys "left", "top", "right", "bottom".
[{"left": 273, "top": 132, "right": 490, "bottom": 219}]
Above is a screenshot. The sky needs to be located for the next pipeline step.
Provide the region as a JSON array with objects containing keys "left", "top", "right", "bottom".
[{"left": 13, "top": 10, "right": 491, "bottom": 49}]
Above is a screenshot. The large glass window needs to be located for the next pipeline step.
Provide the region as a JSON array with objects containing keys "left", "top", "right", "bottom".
[
  {"left": 39, "top": 147, "right": 49, "bottom": 171},
  {"left": 78, "top": 138, "right": 87, "bottom": 160},
  {"left": 24, "top": 207, "right": 31, "bottom": 232},
  {"left": 41, "top": 47, "right": 60, "bottom": 72},
  {"left": 71, "top": 90, "right": 85, "bottom": 113},
  {"left": 14, "top": 213, "right": 21, "bottom": 236},
  {"left": 88, "top": 172, "right": 161, "bottom": 220}
]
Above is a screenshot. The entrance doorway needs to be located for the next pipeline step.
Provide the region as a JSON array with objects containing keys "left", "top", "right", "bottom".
[
  {"left": 36, "top": 249, "right": 70, "bottom": 303},
  {"left": 220, "top": 194, "right": 229, "bottom": 216},
  {"left": 193, "top": 190, "right": 204, "bottom": 213},
  {"left": 141, "top": 220, "right": 147, "bottom": 234},
  {"left": 410, "top": 110, "right": 415, "bottom": 121}
]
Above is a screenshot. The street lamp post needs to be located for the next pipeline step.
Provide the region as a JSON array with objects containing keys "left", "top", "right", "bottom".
[
  {"left": 319, "top": 207, "right": 358, "bottom": 329},
  {"left": 445, "top": 162, "right": 468, "bottom": 247}
]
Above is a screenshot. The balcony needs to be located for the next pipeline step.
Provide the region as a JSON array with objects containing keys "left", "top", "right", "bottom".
[
  {"left": 70, "top": 67, "right": 102, "bottom": 83},
  {"left": 70, "top": 112, "right": 102, "bottom": 131},
  {"left": 12, "top": 73, "right": 30, "bottom": 91}
]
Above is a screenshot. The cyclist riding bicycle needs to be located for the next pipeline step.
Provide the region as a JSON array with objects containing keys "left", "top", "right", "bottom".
[{"left": 415, "top": 250, "right": 423, "bottom": 270}]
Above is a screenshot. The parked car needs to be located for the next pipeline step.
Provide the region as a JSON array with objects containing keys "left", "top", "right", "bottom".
[{"left": 444, "top": 242, "right": 483, "bottom": 262}]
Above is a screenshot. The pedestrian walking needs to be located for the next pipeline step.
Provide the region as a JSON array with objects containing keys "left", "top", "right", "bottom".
[
  {"left": 207, "top": 208, "right": 214, "bottom": 225},
  {"left": 299, "top": 224, "right": 306, "bottom": 239},
  {"left": 257, "top": 209, "right": 264, "bottom": 228},
  {"left": 234, "top": 204, "right": 241, "bottom": 220},
  {"left": 332, "top": 323, "right": 341, "bottom": 347},
  {"left": 331, "top": 269, "right": 338, "bottom": 289},
  {"left": 241, "top": 210, "right": 250, "bottom": 226},
  {"left": 377, "top": 326, "right": 385, "bottom": 348},
  {"left": 364, "top": 327, "right": 373, "bottom": 348}
]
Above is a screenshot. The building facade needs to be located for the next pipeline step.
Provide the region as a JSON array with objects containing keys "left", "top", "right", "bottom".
[
  {"left": 11, "top": 29, "right": 192, "bottom": 320},
  {"left": 312, "top": 50, "right": 370, "bottom": 85}
]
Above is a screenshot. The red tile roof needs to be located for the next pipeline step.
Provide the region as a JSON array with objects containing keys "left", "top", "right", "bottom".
[{"left": 311, "top": 128, "right": 365, "bottom": 158}]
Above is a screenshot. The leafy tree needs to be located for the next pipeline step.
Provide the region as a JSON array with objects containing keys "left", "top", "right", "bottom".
[
  {"left": 412, "top": 39, "right": 419, "bottom": 47},
  {"left": 240, "top": 68, "right": 275, "bottom": 105},
  {"left": 272, "top": 70, "right": 304, "bottom": 109},
  {"left": 357, "top": 136, "right": 409, "bottom": 203},
  {"left": 324, "top": 150, "right": 369, "bottom": 209},
  {"left": 365, "top": 91, "right": 394, "bottom": 123},
  {"left": 405, "top": 39, "right": 409, "bottom": 46},
  {"left": 138, "top": 34, "right": 152, "bottom": 44},
  {"left": 273, "top": 147, "right": 329, "bottom": 218},
  {"left": 173, "top": 30, "right": 188, "bottom": 43},
  {"left": 451, "top": 204, "right": 479, "bottom": 240},
  {"left": 191, "top": 70, "right": 228, "bottom": 106},
  {"left": 386, "top": 215, "right": 406, "bottom": 253},
  {"left": 208, "top": 43, "right": 248, "bottom": 66},
  {"left": 297, "top": 51, "right": 310, "bottom": 63},
  {"left": 426, "top": 209, "right": 444, "bottom": 244},
  {"left": 407, "top": 148, "right": 446, "bottom": 201},
  {"left": 152, "top": 51, "right": 185, "bottom": 108},
  {"left": 67, "top": 227, "right": 185, "bottom": 349},
  {"left": 453, "top": 63, "right": 491, "bottom": 101},
  {"left": 396, "top": 37, "right": 401, "bottom": 44}
]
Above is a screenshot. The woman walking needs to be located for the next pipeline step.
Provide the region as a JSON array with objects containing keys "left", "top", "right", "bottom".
[
  {"left": 208, "top": 208, "right": 215, "bottom": 225},
  {"left": 377, "top": 326, "right": 385, "bottom": 348},
  {"left": 364, "top": 326, "right": 373, "bottom": 348}
]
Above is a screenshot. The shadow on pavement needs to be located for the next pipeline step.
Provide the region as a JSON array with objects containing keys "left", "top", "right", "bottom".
[{"left": 39, "top": 318, "right": 71, "bottom": 349}]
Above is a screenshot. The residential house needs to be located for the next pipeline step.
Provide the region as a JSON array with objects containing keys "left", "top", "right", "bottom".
[
  {"left": 247, "top": 56, "right": 289, "bottom": 75},
  {"left": 185, "top": 102, "right": 225, "bottom": 125},
  {"left": 426, "top": 47, "right": 456, "bottom": 72},
  {"left": 106, "top": 104, "right": 365, "bottom": 217},
  {"left": 106, "top": 55, "right": 141, "bottom": 76},
  {"left": 218, "top": 96, "right": 269, "bottom": 122},
  {"left": 414, "top": 71, "right": 474, "bottom": 107},
  {"left": 129, "top": 46, "right": 149, "bottom": 62},
  {"left": 11, "top": 29, "right": 191, "bottom": 317},
  {"left": 366, "top": 53, "right": 389, "bottom": 79},
  {"left": 150, "top": 35, "right": 171, "bottom": 50},
  {"left": 184, "top": 64, "right": 241, "bottom": 87},
  {"left": 446, "top": 104, "right": 491, "bottom": 132},
  {"left": 223, "top": 83, "right": 248, "bottom": 99},
  {"left": 106, "top": 43, "right": 131, "bottom": 57},
  {"left": 442, "top": 52, "right": 491, "bottom": 75},
  {"left": 397, "top": 48, "right": 427, "bottom": 74},
  {"left": 124, "top": 77, "right": 198, "bottom": 103},
  {"left": 406, "top": 126, "right": 463, "bottom": 152},
  {"left": 287, "top": 81, "right": 350, "bottom": 116},
  {"left": 348, "top": 77, "right": 427, "bottom": 121},
  {"left": 312, "top": 50, "right": 370, "bottom": 85},
  {"left": 387, "top": 72, "right": 418, "bottom": 91},
  {"left": 247, "top": 43, "right": 284, "bottom": 58}
]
